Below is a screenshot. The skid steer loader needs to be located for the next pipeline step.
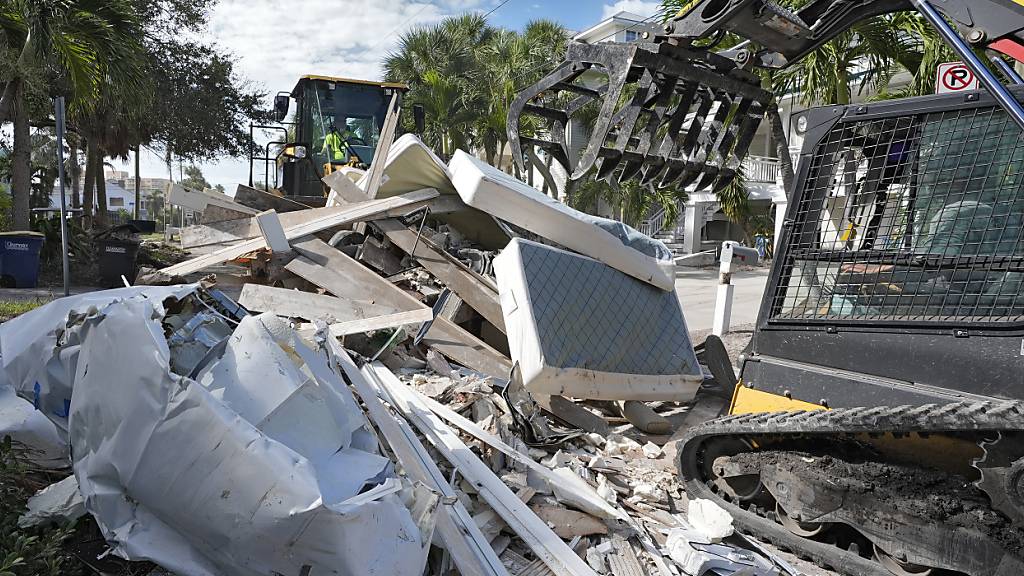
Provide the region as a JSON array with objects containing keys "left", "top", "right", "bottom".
[{"left": 509, "top": 2, "right": 1024, "bottom": 574}]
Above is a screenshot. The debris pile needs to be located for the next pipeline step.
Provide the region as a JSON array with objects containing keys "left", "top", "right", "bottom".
[{"left": 0, "top": 135, "right": 797, "bottom": 575}]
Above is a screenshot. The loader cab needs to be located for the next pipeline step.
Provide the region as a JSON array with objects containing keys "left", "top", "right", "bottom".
[
  {"left": 739, "top": 86, "right": 1024, "bottom": 410},
  {"left": 250, "top": 76, "right": 407, "bottom": 198}
]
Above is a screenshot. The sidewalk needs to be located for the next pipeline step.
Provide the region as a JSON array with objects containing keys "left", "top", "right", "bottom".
[{"left": 0, "top": 286, "right": 101, "bottom": 303}]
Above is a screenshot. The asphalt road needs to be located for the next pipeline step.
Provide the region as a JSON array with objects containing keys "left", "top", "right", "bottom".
[{"left": 675, "top": 266, "right": 771, "bottom": 334}]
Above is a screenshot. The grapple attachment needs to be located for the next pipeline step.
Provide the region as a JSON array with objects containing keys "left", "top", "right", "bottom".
[{"left": 508, "top": 41, "right": 773, "bottom": 192}]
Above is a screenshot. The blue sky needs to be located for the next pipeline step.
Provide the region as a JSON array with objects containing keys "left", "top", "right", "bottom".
[{"left": 110, "top": 0, "right": 664, "bottom": 190}]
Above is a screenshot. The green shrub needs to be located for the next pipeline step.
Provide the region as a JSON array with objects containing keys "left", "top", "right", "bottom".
[{"left": 0, "top": 437, "right": 79, "bottom": 576}]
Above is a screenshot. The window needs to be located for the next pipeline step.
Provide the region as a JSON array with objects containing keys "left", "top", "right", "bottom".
[
  {"left": 109, "top": 197, "right": 125, "bottom": 207},
  {"left": 772, "top": 106, "right": 1024, "bottom": 323},
  {"left": 624, "top": 30, "right": 639, "bottom": 42}
]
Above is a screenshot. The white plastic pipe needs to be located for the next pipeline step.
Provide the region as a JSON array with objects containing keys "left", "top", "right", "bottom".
[{"left": 713, "top": 241, "right": 760, "bottom": 336}]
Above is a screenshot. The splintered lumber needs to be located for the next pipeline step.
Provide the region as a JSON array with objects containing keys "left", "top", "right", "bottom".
[
  {"left": 329, "top": 345, "right": 509, "bottom": 576},
  {"left": 326, "top": 309, "right": 433, "bottom": 337},
  {"left": 180, "top": 190, "right": 458, "bottom": 249},
  {"left": 233, "top": 184, "right": 319, "bottom": 212},
  {"left": 181, "top": 205, "right": 346, "bottom": 248},
  {"left": 255, "top": 210, "right": 289, "bottom": 253},
  {"left": 365, "top": 92, "right": 401, "bottom": 200},
  {"left": 159, "top": 189, "right": 438, "bottom": 277},
  {"left": 534, "top": 395, "right": 610, "bottom": 436},
  {"left": 375, "top": 218, "right": 505, "bottom": 333},
  {"left": 617, "top": 401, "right": 672, "bottom": 435},
  {"left": 410, "top": 388, "right": 623, "bottom": 522},
  {"left": 368, "top": 364, "right": 598, "bottom": 576},
  {"left": 167, "top": 183, "right": 258, "bottom": 216},
  {"left": 238, "top": 284, "right": 395, "bottom": 322},
  {"left": 285, "top": 236, "right": 511, "bottom": 379}
]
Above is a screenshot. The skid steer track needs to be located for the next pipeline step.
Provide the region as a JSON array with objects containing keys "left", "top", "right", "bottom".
[{"left": 677, "top": 401, "right": 1024, "bottom": 576}]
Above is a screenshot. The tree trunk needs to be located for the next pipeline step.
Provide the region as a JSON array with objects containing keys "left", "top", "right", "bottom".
[
  {"left": 83, "top": 146, "right": 96, "bottom": 228},
  {"left": 95, "top": 153, "right": 108, "bottom": 228},
  {"left": 69, "top": 138, "right": 81, "bottom": 209},
  {"left": 11, "top": 79, "right": 30, "bottom": 230},
  {"left": 767, "top": 105, "right": 795, "bottom": 196}
]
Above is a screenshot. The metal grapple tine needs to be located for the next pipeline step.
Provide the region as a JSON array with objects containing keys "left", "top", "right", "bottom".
[
  {"left": 507, "top": 60, "right": 587, "bottom": 174},
  {"left": 509, "top": 40, "right": 773, "bottom": 191},
  {"left": 571, "top": 44, "right": 638, "bottom": 180},
  {"left": 711, "top": 99, "right": 767, "bottom": 193},
  {"left": 619, "top": 75, "right": 678, "bottom": 183}
]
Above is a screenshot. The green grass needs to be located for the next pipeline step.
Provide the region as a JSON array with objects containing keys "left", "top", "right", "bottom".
[
  {"left": 0, "top": 300, "right": 48, "bottom": 323},
  {"left": 138, "top": 233, "right": 165, "bottom": 242}
]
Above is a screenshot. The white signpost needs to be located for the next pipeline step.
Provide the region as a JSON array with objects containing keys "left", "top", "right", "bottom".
[{"left": 936, "top": 61, "right": 980, "bottom": 94}]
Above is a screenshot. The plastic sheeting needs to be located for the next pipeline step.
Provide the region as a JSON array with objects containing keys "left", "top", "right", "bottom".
[
  {"left": 0, "top": 285, "right": 198, "bottom": 467},
  {"left": 3, "top": 287, "right": 433, "bottom": 576},
  {"left": 494, "top": 239, "right": 702, "bottom": 401},
  {"left": 450, "top": 150, "right": 676, "bottom": 291}
]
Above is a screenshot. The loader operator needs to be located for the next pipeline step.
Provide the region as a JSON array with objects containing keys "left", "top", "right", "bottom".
[{"left": 321, "top": 124, "right": 353, "bottom": 165}]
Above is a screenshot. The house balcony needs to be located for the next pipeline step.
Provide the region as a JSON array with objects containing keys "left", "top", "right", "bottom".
[{"left": 742, "top": 154, "right": 781, "bottom": 184}]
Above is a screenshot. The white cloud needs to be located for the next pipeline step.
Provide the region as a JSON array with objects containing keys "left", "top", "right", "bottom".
[
  {"left": 601, "top": 0, "right": 661, "bottom": 20},
  {"left": 113, "top": 0, "right": 497, "bottom": 191}
]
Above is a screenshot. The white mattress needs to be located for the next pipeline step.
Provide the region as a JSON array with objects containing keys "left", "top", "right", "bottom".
[
  {"left": 450, "top": 150, "right": 676, "bottom": 291},
  {"left": 495, "top": 238, "right": 702, "bottom": 402}
]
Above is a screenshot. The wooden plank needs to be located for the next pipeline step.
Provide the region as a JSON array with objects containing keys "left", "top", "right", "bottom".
[
  {"left": 323, "top": 169, "right": 371, "bottom": 205},
  {"left": 329, "top": 345, "right": 509, "bottom": 576},
  {"left": 167, "top": 182, "right": 259, "bottom": 215},
  {"left": 365, "top": 93, "right": 401, "bottom": 200},
  {"left": 238, "top": 284, "right": 394, "bottom": 322},
  {"left": 284, "top": 237, "right": 511, "bottom": 379},
  {"left": 159, "top": 189, "right": 438, "bottom": 277},
  {"left": 534, "top": 395, "right": 610, "bottom": 436},
  {"left": 410, "top": 387, "right": 623, "bottom": 522},
  {"left": 368, "top": 365, "right": 598, "bottom": 576},
  {"left": 179, "top": 190, "right": 458, "bottom": 249},
  {"left": 255, "top": 210, "right": 290, "bottom": 252},
  {"left": 376, "top": 218, "right": 505, "bottom": 333},
  {"left": 233, "top": 184, "right": 320, "bottom": 213},
  {"left": 181, "top": 205, "right": 345, "bottom": 248},
  {"left": 326, "top": 309, "right": 433, "bottom": 337}
]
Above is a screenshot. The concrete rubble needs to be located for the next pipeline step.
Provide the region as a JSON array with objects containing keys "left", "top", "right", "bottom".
[{"left": 0, "top": 137, "right": 797, "bottom": 576}]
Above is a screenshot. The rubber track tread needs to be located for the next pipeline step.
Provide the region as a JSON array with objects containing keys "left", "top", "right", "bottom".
[{"left": 676, "top": 400, "right": 1024, "bottom": 576}]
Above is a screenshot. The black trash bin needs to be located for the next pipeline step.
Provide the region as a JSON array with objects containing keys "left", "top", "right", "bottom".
[{"left": 96, "top": 238, "right": 140, "bottom": 287}]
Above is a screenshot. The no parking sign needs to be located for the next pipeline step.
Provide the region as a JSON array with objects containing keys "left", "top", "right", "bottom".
[{"left": 936, "top": 61, "right": 979, "bottom": 93}]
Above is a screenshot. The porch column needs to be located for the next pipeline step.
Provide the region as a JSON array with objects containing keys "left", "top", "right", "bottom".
[{"left": 682, "top": 200, "right": 707, "bottom": 254}]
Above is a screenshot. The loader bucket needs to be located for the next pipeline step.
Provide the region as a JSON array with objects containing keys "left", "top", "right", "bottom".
[{"left": 508, "top": 41, "right": 772, "bottom": 193}]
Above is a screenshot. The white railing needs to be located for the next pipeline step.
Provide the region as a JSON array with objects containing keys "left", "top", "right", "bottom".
[
  {"left": 638, "top": 206, "right": 667, "bottom": 237},
  {"left": 742, "top": 155, "right": 781, "bottom": 183}
]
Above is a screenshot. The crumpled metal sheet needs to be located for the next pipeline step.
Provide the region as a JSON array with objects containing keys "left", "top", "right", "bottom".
[{"left": 8, "top": 287, "right": 432, "bottom": 576}]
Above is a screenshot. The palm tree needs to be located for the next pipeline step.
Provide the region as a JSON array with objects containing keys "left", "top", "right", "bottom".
[{"left": 0, "top": 0, "right": 145, "bottom": 229}]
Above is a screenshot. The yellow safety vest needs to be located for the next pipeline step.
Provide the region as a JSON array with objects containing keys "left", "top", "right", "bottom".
[{"left": 324, "top": 132, "right": 348, "bottom": 162}]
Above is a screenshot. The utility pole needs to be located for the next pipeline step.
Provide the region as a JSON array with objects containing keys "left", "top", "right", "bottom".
[
  {"left": 134, "top": 146, "right": 141, "bottom": 219},
  {"left": 54, "top": 97, "right": 71, "bottom": 296}
]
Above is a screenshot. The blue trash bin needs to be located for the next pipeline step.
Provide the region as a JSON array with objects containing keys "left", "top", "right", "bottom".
[{"left": 0, "top": 231, "right": 45, "bottom": 288}]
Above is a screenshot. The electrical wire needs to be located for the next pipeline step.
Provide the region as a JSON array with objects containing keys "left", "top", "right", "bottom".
[{"left": 482, "top": 0, "right": 514, "bottom": 19}]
